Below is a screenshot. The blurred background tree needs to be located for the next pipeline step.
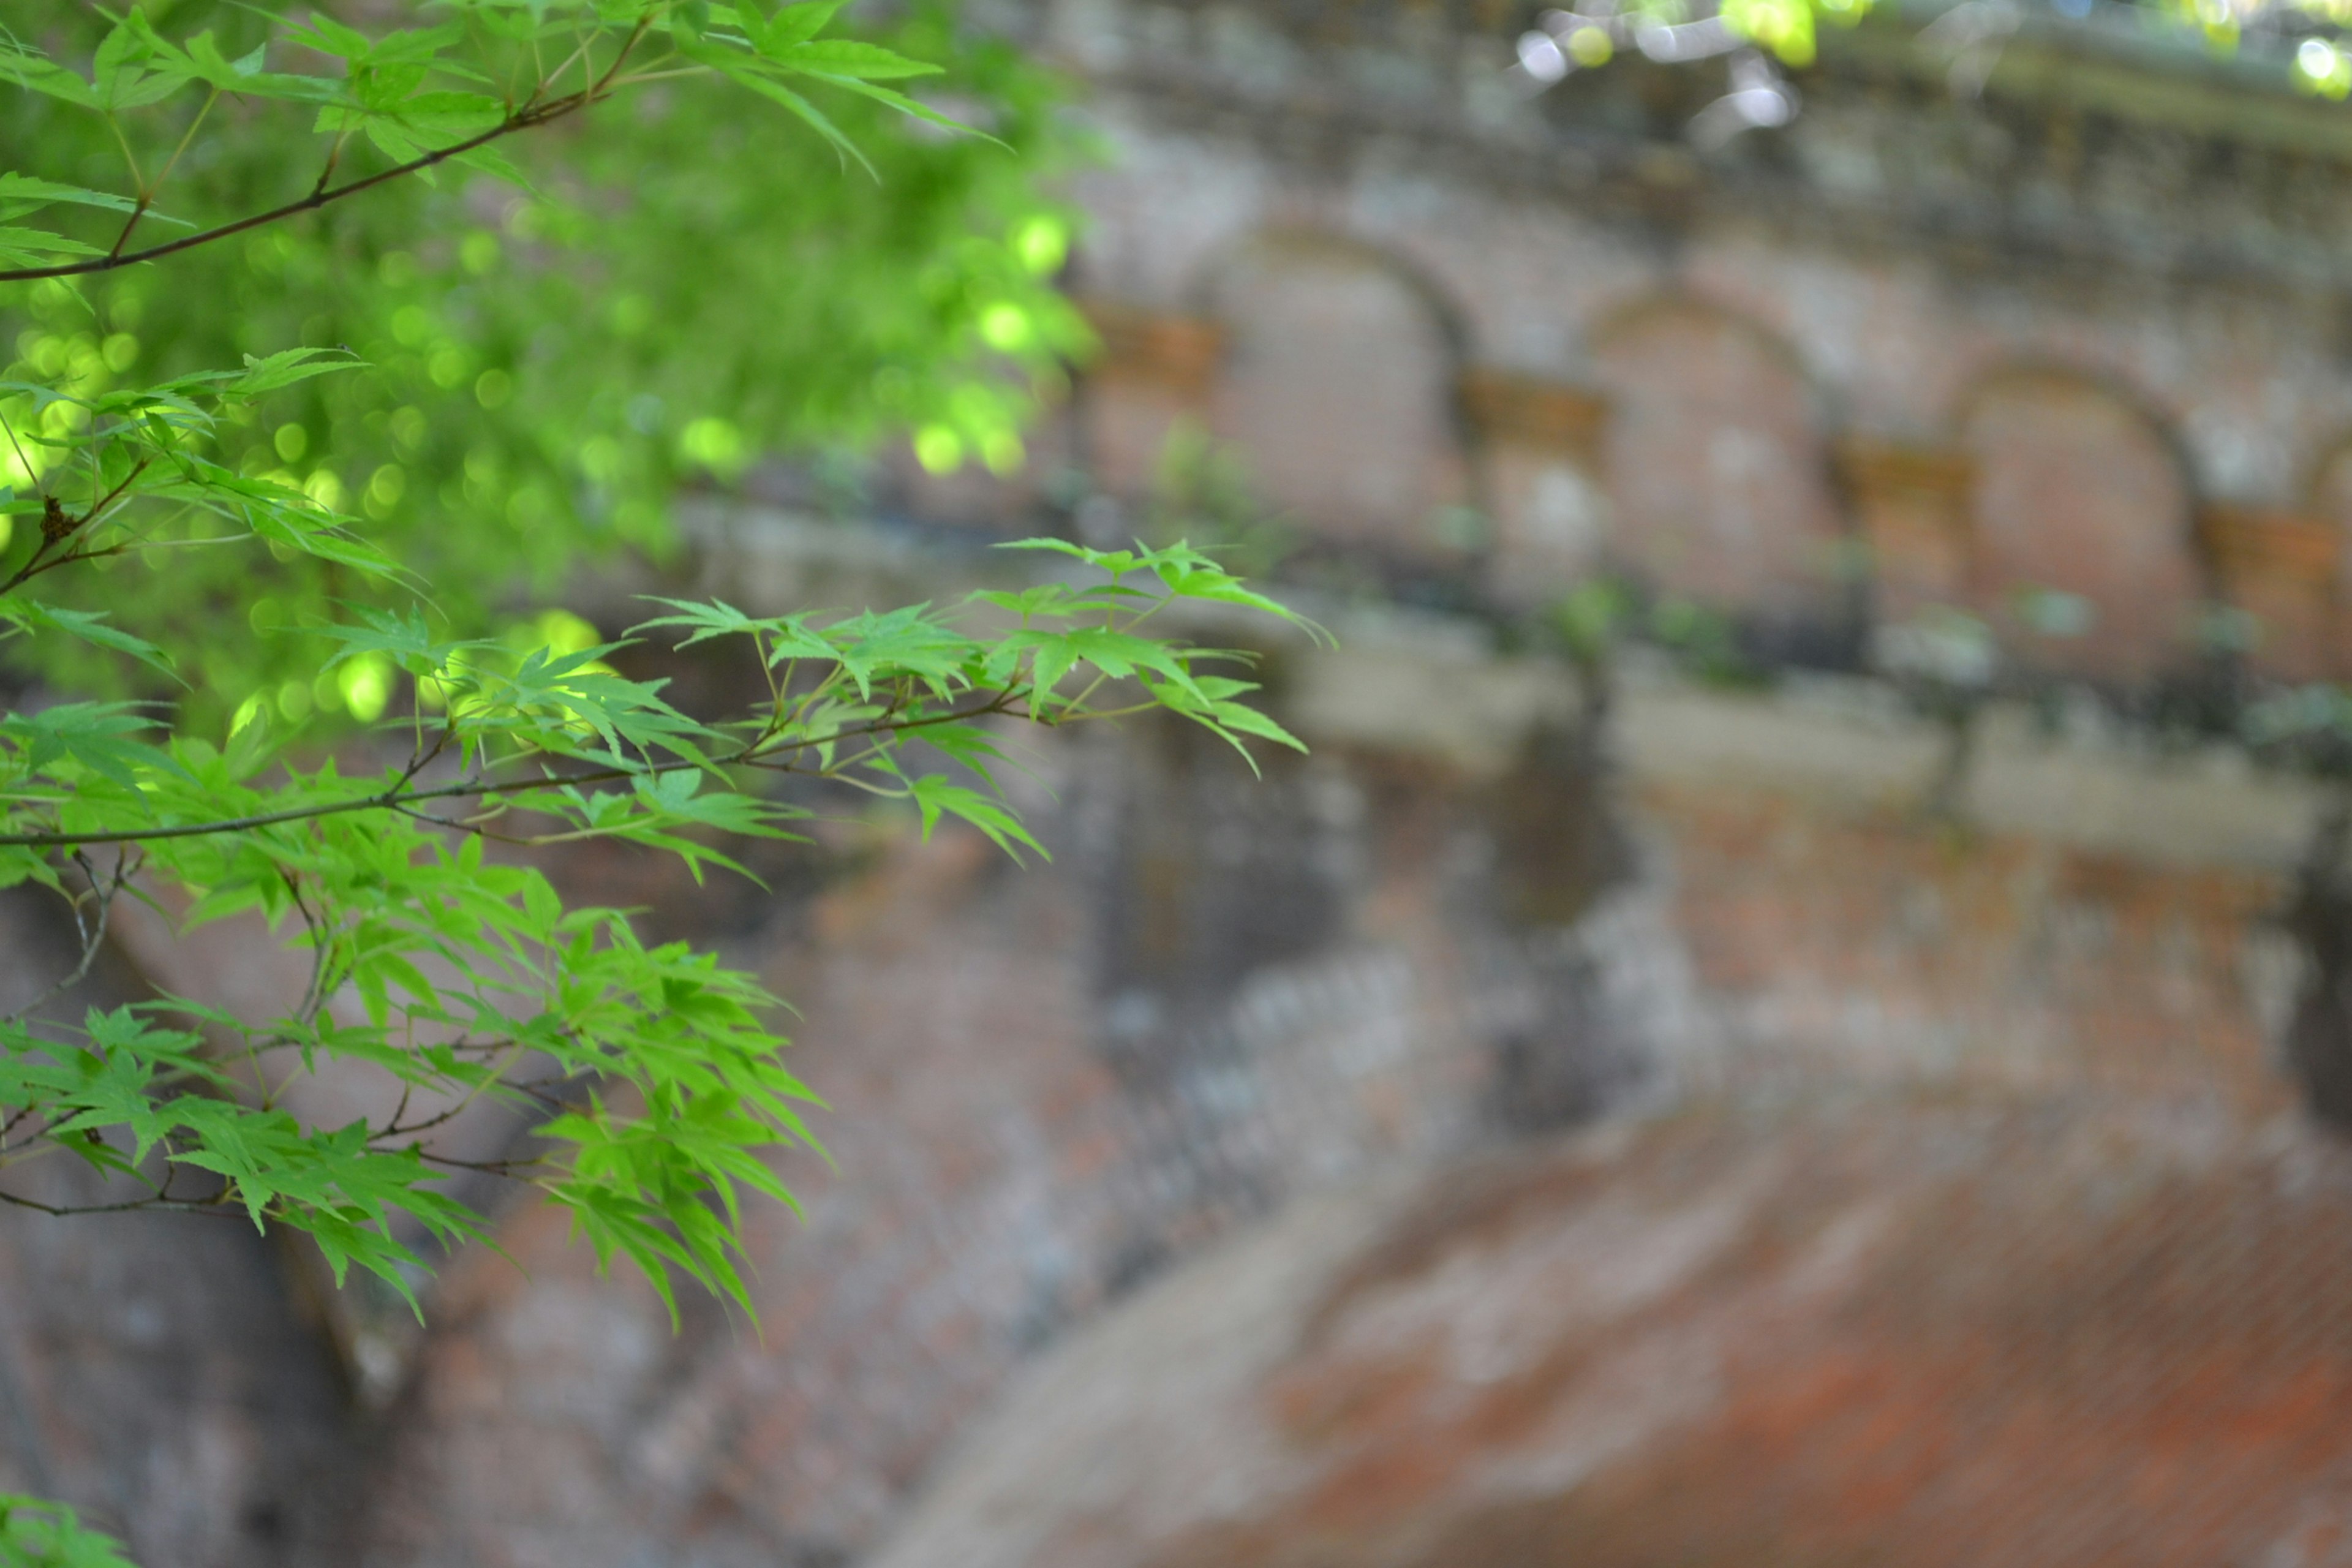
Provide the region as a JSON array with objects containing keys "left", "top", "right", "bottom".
[
  {"left": 0, "top": 8, "right": 1327, "bottom": 1561},
  {"left": 0, "top": 0, "right": 1091, "bottom": 720}
]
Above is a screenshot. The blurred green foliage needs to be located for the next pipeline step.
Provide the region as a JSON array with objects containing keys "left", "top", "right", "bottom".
[
  {"left": 0, "top": 0, "right": 1090, "bottom": 718},
  {"left": 0, "top": 1495, "right": 134, "bottom": 1568},
  {"left": 0, "top": 0, "right": 1314, "bottom": 1353},
  {"left": 1142, "top": 420, "right": 1297, "bottom": 581}
]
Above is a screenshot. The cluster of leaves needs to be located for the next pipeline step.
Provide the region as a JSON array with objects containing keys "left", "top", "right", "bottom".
[
  {"left": 0, "top": 4, "right": 1309, "bottom": 1561},
  {"left": 0, "top": 0, "right": 1090, "bottom": 716},
  {"left": 0, "top": 1497, "right": 132, "bottom": 1568},
  {"left": 1138, "top": 420, "right": 1300, "bottom": 582},
  {"left": 4, "top": 398, "right": 1306, "bottom": 1306}
]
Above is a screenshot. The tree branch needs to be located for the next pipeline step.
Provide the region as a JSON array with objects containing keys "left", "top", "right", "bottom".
[
  {"left": 0, "top": 1186, "right": 238, "bottom": 1219},
  {"left": 0, "top": 688, "right": 1030, "bottom": 848},
  {"left": 4, "top": 850, "right": 135, "bottom": 1024},
  {"left": 0, "top": 20, "right": 655, "bottom": 287},
  {"left": 0, "top": 459, "right": 149, "bottom": 595}
]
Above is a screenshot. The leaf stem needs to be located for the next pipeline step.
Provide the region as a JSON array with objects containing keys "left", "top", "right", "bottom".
[
  {"left": 0, "top": 689, "right": 1028, "bottom": 847},
  {"left": 0, "top": 23, "right": 651, "bottom": 285}
]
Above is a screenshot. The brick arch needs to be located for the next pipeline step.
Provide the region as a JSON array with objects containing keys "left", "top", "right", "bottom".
[
  {"left": 1952, "top": 366, "right": 2203, "bottom": 683},
  {"left": 1588, "top": 296, "right": 1848, "bottom": 641},
  {"left": 1191, "top": 229, "right": 1474, "bottom": 556}
]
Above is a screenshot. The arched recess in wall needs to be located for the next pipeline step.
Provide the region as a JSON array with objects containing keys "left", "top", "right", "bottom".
[
  {"left": 1957, "top": 369, "right": 2199, "bottom": 683},
  {"left": 1589, "top": 298, "right": 1847, "bottom": 644},
  {"left": 1198, "top": 231, "right": 1471, "bottom": 557}
]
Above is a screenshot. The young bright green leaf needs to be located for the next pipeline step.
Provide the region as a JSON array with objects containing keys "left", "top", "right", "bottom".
[
  {"left": 775, "top": 39, "right": 944, "bottom": 79},
  {"left": 0, "top": 172, "right": 141, "bottom": 215},
  {"left": 763, "top": 0, "right": 853, "bottom": 53},
  {"left": 0, "top": 1494, "right": 138, "bottom": 1568},
  {"left": 1, "top": 601, "right": 181, "bottom": 683},
  {"left": 907, "top": 774, "right": 1046, "bottom": 861},
  {"left": 0, "top": 9, "right": 1310, "bottom": 1552}
]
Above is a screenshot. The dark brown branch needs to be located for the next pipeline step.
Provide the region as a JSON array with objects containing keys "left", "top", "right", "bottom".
[
  {"left": 106, "top": 195, "right": 153, "bottom": 261},
  {"left": 0, "top": 1187, "right": 239, "bottom": 1218},
  {"left": 0, "top": 458, "right": 149, "bottom": 595},
  {"left": 0, "top": 541, "right": 130, "bottom": 595},
  {"left": 416, "top": 1151, "right": 549, "bottom": 1174},
  {"left": 0, "top": 17, "right": 655, "bottom": 285},
  {"left": 0, "top": 688, "right": 1028, "bottom": 848},
  {"left": 374, "top": 1078, "right": 525, "bottom": 1141},
  {"left": 390, "top": 801, "right": 536, "bottom": 845}
]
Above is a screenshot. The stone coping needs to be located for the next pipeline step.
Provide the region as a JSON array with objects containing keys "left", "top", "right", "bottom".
[{"left": 665, "top": 503, "right": 2333, "bottom": 873}]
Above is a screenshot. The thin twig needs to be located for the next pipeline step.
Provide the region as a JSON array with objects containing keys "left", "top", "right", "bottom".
[
  {"left": 0, "top": 541, "right": 130, "bottom": 595},
  {"left": 280, "top": 870, "right": 337, "bottom": 1033},
  {"left": 0, "top": 411, "right": 36, "bottom": 486},
  {"left": 416, "top": 1152, "right": 549, "bottom": 1174},
  {"left": 0, "top": 1187, "right": 237, "bottom": 1218},
  {"left": 391, "top": 801, "right": 537, "bottom": 845},
  {"left": 1, "top": 690, "right": 1031, "bottom": 848},
  {"left": 5, "top": 849, "right": 135, "bottom": 1025},
  {"left": 374, "top": 1087, "right": 502, "bottom": 1142},
  {"left": 111, "top": 89, "right": 220, "bottom": 258},
  {"left": 0, "top": 459, "right": 149, "bottom": 595},
  {"left": 0, "top": 23, "right": 652, "bottom": 286}
]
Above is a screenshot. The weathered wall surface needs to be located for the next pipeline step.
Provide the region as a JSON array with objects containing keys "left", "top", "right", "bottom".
[
  {"left": 12, "top": 1, "right": 2352, "bottom": 1561},
  {"left": 1001, "top": 0, "right": 2352, "bottom": 682},
  {"left": 344, "top": 522, "right": 2318, "bottom": 1566},
  {"left": 0, "top": 519, "right": 2328, "bottom": 1564},
  {"left": 0, "top": 891, "right": 362, "bottom": 1568},
  {"left": 870, "top": 1093, "right": 2352, "bottom": 1568},
  {"left": 349, "top": 682, "right": 1657, "bottom": 1565}
]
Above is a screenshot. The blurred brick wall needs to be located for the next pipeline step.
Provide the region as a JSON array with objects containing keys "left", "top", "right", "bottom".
[
  {"left": 344, "top": 691, "right": 2311, "bottom": 1566},
  {"left": 1006, "top": 0, "right": 2352, "bottom": 684},
  {"left": 1645, "top": 780, "right": 2295, "bottom": 1115},
  {"left": 869, "top": 1093, "right": 2352, "bottom": 1568},
  {"left": 13, "top": 1, "right": 2352, "bottom": 1560},
  {"left": 1, "top": 672, "right": 2319, "bottom": 1564},
  {"left": 353, "top": 726, "right": 1657, "bottom": 1566}
]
